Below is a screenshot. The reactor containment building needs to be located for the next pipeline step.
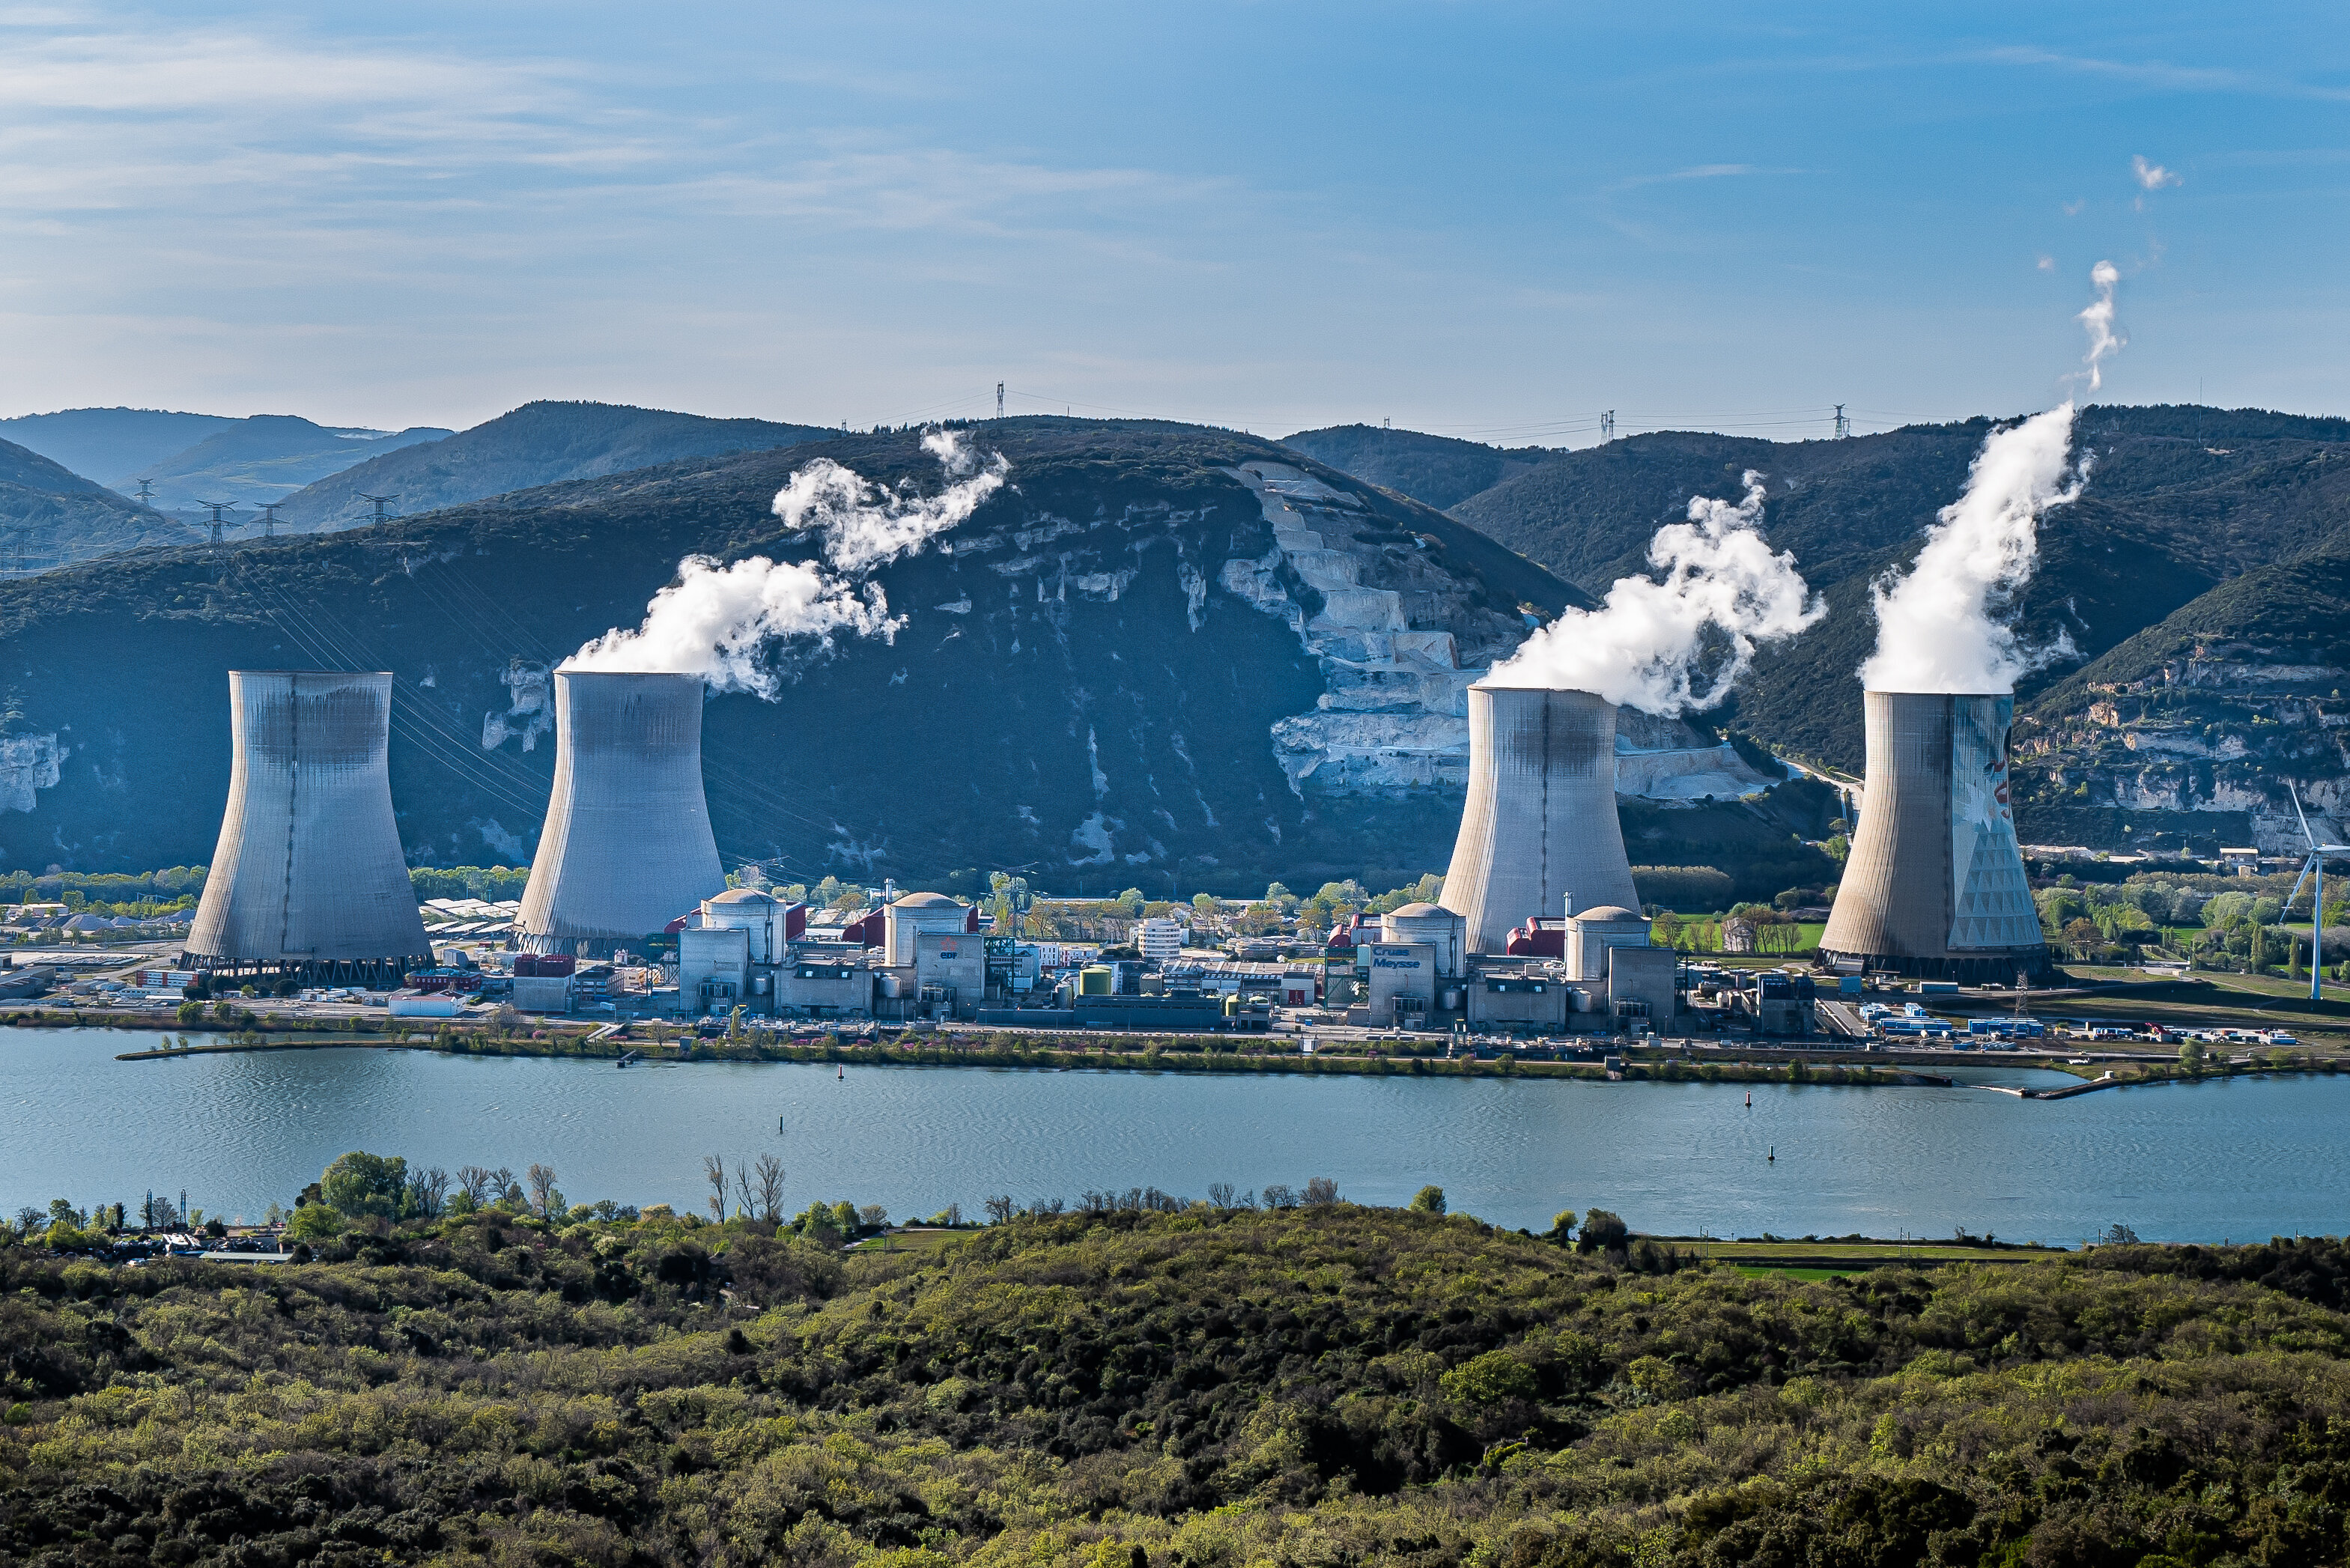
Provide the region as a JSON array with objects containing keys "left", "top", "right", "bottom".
[
  {"left": 517, "top": 670, "right": 724, "bottom": 956},
  {"left": 1440, "top": 684, "right": 1642, "bottom": 952},
  {"left": 1818, "top": 690, "right": 2047, "bottom": 982},
  {"left": 182, "top": 670, "right": 433, "bottom": 986}
]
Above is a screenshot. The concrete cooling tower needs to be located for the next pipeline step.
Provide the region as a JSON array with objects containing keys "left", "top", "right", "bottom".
[
  {"left": 1441, "top": 684, "right": 1641, "bottom": 952},
  {"left": 517, "top": 671, "right": 723, "bottom": 955},
  {"left": 183, "top": 671, "right": 431, "bottom": 985},
  {"left": 1820, "top": 691, "right": 2048, "bottom": 981}
]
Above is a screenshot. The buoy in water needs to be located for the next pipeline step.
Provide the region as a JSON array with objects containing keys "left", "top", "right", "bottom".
[
  {"left": 1767, "top": 1145, "right": 1776, "bottom": 1163},
  {"left": 1745, "top": 1090, "right": 1752, "bottom": 1107}
]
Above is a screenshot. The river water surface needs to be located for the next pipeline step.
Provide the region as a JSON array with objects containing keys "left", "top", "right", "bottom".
[{"left": 4, "top": 1029, "right": 2342, "bottom": 1242}]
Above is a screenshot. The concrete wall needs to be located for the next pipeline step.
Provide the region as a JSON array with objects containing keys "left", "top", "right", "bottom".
[
  {"left": 1441, "top": 686, "right": 1641, "bottom": 952},
  {"left": 914, "top": 931, "right": 984, "bottom": 1015},
  {"left": 1606, "top": 946, "right": 1678, "bottom": 1026},
  {"left": 186, "top": 671, "right": 431, "bottom": 965},
  {"left": 517, "top": 672, "right": 725, "bottom": 955},
  {"left": 1567, "top": 914, "right": 1652, "bottom": 983},
  {"left": 1467, "top": 972, "right": 1570, "bottom": 1030},
  {"left": 679, "top": 926, "right": 749, "bottom": 1014},
  {"left": 1362, "top": 941, "right": 1434, "bottom": 1025},
  {"left": 509, "top": 974, "right": 573, "bottom": 1013}
]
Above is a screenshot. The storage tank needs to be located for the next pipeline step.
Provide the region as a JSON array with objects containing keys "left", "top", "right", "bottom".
[
  {"left": 1820, "top": 691, "right": 2048, "bottom": 981},
  {"left": 183, "top": 671, "right": 431, "bottom": 985},
  {"left": 1441, "top": 684, "right": 1641, "bottom": 953},
  {"left": 517, "top": 671, "right": 724, "bottom": 956}
]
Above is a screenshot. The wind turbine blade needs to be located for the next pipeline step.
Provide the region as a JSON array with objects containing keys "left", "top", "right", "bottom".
[
  {"left": 2285, "top": 857, "right": 2315, "bottom": 916},
  {"left": 2292, "top": 783, "right": 2319, "bottom": 849}
]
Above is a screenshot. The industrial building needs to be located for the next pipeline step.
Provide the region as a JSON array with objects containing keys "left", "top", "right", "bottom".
[
  {"left": 1819, "top": 692, "right": 2049, "bottom": 982},
  {"left": 1440, "top": 684, "right": 1642, "bottom": 954},
  {"left": 517, "top": 671, "right": 726, "bottom": 956},
  {"left": 182, "top": 671, "right": 432, "bottom": 986}
]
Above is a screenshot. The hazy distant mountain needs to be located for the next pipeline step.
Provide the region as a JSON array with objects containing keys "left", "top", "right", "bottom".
[
  {"left": 0, "top": 437, "right": 197, "bottom": 570},
  {"left": 1281, "top": 424, "right": 1556, "bottom": 510},
  {"left": 0, "top": 408, "right": 238, "bottom": 487},
  {"left": 132, "top": 415, "right": 452, "bottom": 517},
  {"left": 272, "top": 401, "right": 839, "bottom": 532}
]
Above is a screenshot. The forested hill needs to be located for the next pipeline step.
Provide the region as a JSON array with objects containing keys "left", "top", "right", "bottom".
[
  {"left": 270, "top": 401, "right": 841, "bottom": 533},
  {"left": 1295, "top": 405, "right": 2350, "bottom": 850},
  {"left": 11, "top": 1202, "right": 2350, "bottom": 1566},
  {"left": 0, "top": 419, "right": 1584, "bottom": 888}
]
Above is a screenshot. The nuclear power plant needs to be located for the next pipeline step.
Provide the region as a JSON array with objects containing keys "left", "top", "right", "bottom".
[
  {"left": 1819, "top": 691, "right": 2048, "bottom": 981},
  {"left": 516, "top": 670, "right": 725, "bottom": 956},
  {"left": 1440, "top": 684, "right": 1642, "bottom": 952},
  {"left": 181, "top": 670, "right": 433, "bottom": 985}
]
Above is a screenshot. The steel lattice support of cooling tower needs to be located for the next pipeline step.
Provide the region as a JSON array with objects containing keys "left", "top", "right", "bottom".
[
  {"left": 517, "top": 670, "right": 724, "bottom": 956},
  {"left": 1819, "top": 690, "right": 2048, "bottom": 982},
  {"left": 181, "top": 671, "right": 433, "bottom": 985},
  {"left": 1440, "top": 684, "right": 1642, "bottom": 953}
]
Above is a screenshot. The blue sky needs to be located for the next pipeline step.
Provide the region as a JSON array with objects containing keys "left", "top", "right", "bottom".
[{"left": 2, "top": 2, "right": 2343, "bottom": 440}]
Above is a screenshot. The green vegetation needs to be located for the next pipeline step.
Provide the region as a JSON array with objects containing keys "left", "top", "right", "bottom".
[{"left": 21, "top": 1191, "right": 2350, "bottom": 1566}]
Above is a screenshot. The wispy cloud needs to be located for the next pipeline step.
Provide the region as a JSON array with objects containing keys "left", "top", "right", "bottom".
[
  {"left": 1978, "top": 45, "right": 2350, "bottom": 104},
  {"left": 2131, "top": 154, "right": 2182, "bottom": 190},
  {"left": 1606, "top": 162, "right": 1807, "bottom": 194}
]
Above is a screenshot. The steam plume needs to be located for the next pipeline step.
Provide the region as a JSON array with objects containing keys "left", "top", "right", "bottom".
[
  {"left": 565, "top": 429, "right": 1006, "bottom": 695},
  {"left": 774, "top": 430, "right": 1007, "bottom": 574},
  {"left": 2077, "top": 260, "right": 2122, "bottom": 391},
  {"left": 565, "top": 556, "right": 895, "bottom": 696},
  {"left": 1485, "top": 472, "right": 1823, "bottom": 713},
  {"left": 1858, "top": 264, "right": 2119, "bottom": 693}
]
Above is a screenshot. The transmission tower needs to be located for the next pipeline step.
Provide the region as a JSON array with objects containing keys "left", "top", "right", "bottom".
[
  {"left": 257, "top": 502, "right": 282, "bottom": 538},
  {"left": 6, "top": 526, "right": 28, "bottom": 573},
  {"left": 1833, "top": 404, "right": 1850, "bottom": 439},
  {"left": 133, "top": 478, "right": 156, "bottom": 505},
  {"left": 196, "top": 500, "right": 239, "bottom": 546},
  {"left": 1600, "top": 410, "right": 1615, "bottom": 443},
  {"left": 357, "top": 493, "right": 399, "bottom": 524},
  {"left": 996, "top": 382, "right": 1005, "bottom": 419}
]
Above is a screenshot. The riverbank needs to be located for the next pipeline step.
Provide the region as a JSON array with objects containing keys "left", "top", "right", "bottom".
[{"left": 104, "top": 1027, "right": 2345, "bottom": 1097}]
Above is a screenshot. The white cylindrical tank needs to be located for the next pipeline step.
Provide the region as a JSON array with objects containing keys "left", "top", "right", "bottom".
[
  {"left": 1820, "top": 691, "right": 2047, "bottom": 981},
  {"left": 517, "top": 671, "right": 724, "bottom": 956},
  {"left": 185, "top": 671, "right": 431, "bottom": 977},
  {"left": 1440, "top": 684, "right": 1640, "bottom": 953}
]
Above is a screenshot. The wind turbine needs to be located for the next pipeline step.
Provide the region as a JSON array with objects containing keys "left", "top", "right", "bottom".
[{"left": 2286, "top": 785, "right": 2349, "bottom": 1002}]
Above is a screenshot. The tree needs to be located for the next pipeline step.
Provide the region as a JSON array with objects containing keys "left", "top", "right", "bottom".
[
  {"left": 731, "top": 1154, "right": 787, "bottom": 1226},
  {"left": 1261, "top": 1184, "right": 1299, "bottom": 1210},
  {"left": 704, "top": 1154, "right": 729, "bottom": 1221},
  {"left": 983, "top": 1194, "right": 1016, "bottom": 1224},
  {"left": 1408, "top": 1185, "right": 1446, "bottom": 1215},
  {"left": 1546, "top": 1209, "right": 1579, "bottom": 1245},
  {"left": 1576, "top": 1209, "right": 1630, "bottom": 1254},
  {"left": 1206, "top": 1182, "right": 1236, "bottom": 1209},
  {"left": 320, "top": 1152, "right": 408, "bottom": 1219},
  {"left": 525, "top": 1163, "right": 561, "bottom": 1218},
  {"left": 457, "top": 1166, "right": 497, "bottom": 1206},
  {"left": 406, "top": 1167, "right": 450, "bottom": 1219},
  {"left": 1302, "top": 1176, "right": 1340, "bottom": 1206},
  {"left": 2062, "top": 918, "right": 2103, "bottom": 961},
  {"left": 857, "top": 1204, "right": 888, "bottom": 1230},
  {"left": 286, "top": 1203, "right": 345, "bottom": 1240}
]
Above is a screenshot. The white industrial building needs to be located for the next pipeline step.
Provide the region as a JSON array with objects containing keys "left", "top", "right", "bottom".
[{"left": 1134, "top": 917, "right": 1185, "bottom": 961}]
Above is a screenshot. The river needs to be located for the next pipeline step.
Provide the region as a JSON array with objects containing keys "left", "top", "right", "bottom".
[{"left": 3, "top": 1029, "right": 2340, "bottom": 1243}]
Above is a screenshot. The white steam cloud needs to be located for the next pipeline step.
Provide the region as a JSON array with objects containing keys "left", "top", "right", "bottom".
[
  {"left": 1858, "top": 263, "right": 2119, "bottom": 694},
  {"left": 774, "top": 430, "right": 1008, "bottom": 574},
  {"left": 1859, "top": 407, "right": 2085, "bottom": 693},
  {"left": 564, "top": 430, "right": 1007, "bottom": 694},
  {"left": 2077, "top": 259, "right": 2122, "bottom": 391},
  {"left": 1484, "top": 472, "right": 1824, "bottom": 714}
]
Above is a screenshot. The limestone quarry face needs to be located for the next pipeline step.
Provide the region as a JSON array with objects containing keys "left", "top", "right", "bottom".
[
  {"left": 0, "top": 733, "right": 61, "bottom": 814},
  {"left": 1221, "top": 462, "right": 1777, "bottom": 804},
  {"left": 2016, "top": 639, "right": 2350, "bottom": 851}
]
